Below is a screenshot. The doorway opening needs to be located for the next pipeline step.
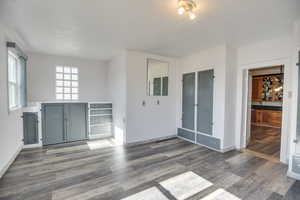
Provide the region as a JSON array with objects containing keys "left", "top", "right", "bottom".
[{"left": 244, "top": 65, "right": 284, "bottom": 162}]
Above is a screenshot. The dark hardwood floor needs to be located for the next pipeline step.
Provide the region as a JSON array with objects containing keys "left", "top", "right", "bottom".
[
  {"left": 0, "top": 138, "right": 299, "bottom": 200},
  {"left": 247, "top": 125, "right": 281, "bottom": 158}
]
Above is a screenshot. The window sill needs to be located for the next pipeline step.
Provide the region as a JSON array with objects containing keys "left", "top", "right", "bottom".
[{"left": 9, "top": 106, "right": 22, "bottom": 113}]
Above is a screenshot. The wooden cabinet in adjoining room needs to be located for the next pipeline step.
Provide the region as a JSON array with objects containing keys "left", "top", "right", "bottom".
[
  {"left": 251, "top": 109, "right": 282, "bottom": 128},
  {"left": 252, "top": 76, "right": 264, "bottom": 102}
]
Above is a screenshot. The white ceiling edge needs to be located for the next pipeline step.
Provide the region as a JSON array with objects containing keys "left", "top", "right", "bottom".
[
  {"left": 26, "top": 30, "right": 293, "bottom": 63},
  {"left": 26, "top": 51, "right": 111, "bottom": 64},
  {"left": 2, "top": 0, "right": 299, "bottom": 62}
]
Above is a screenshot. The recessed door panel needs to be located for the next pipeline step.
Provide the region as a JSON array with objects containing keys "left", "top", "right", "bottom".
[
  {"left": 197, "top": 70, "right": 214, "bottom": 135},
  {"left": 42, "top": 104, "right": 65, "bottom": 145},
  {"left": 66, "top": 103, "right": 88, "bottom": 142},
  {"left": 182, "top": 73, "right": 196, "bottom": 130},
  {"left": 23, "top": 112, "right": 38, "bottom": 145}
]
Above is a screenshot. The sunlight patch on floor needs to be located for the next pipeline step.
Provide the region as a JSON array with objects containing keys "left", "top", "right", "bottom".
[
  {"left": 200, "top": 189, "right": 241, "bottom": 200},
  {"left": 159, "top": 171, "right": 213, "bottom": 200},
  {"left": 87, "top": 139, "right": 115, "bottom": 150}
]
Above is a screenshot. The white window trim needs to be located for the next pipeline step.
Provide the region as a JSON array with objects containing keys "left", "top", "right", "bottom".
[{"left": 8, "top": 51, "right": 22, "bottom": 112}]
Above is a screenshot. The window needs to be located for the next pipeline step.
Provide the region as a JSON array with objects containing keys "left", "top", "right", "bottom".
[
  {"left": 56, "top": 66, "right": 79, "bottom": 100},
  {"left": 8, "top": 51, "right": 21, "bottom": 110}
]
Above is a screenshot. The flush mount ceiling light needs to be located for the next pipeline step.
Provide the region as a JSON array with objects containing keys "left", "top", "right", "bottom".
[{"left": 177, "top": 0, "right": 197, "bottom": 20}]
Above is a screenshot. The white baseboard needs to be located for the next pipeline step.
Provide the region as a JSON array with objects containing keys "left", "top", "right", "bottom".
[
  {"left": 287, "top": 170, "right": 300, "bottom": 181},
  {"left": 89, "top": 134, "right": 112, "bottom": 140},
  {"left": 23, "top": 143, "right": 42, "bottom": 149},
  {"left": 126, "top": 135, "right": 177, "bottom": 147},
  {"left": 221, "top": 146, "right": 236, "bottom": 153},
  {"left": 0, "top": 144, "right": 23, "bottom": 179},
  {"left": 177, "top": 135, "right": 222, "bottom": 152}
]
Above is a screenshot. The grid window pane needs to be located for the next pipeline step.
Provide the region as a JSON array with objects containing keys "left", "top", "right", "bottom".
[
  {"left": 64, "top": 81, "right": 71, "bottom": 87},
  {"left": 56, "top": 66, "right": 79, "bottom": 100},
  {"left": 72, "top": 87, "right": 78, "bottom": 93},
  {"left": 72, "top": 81, "right": 78, "bottom": 87},
  {"left": 64, "top": 87, "right": 71, "bottom": 93},
  {"left": 64, "top": 94, "right": 71, "bottom": 100},
  {"left": 8, "top": 51, "right": 21, "bottom": 110},
  {"left": 56, "top": 73, "right": 63, "bottom": 79},
  {"left": 9, "top": 84, "right": 17, "bottom": 107},
  {"left": 64, "top": 67, "right": 71, "bottom": 73},
  {"left": 56, "top": 93, "right": 63, "bottom": 100},
  {"left": 8, "top": 57, "right": 17, "bottom": 83},
  {"left": 71, "top": 68, "right": 78, "bottom": 74},
  {"left": 71, "top": 74, "right": 78, "bottom": 80},
  {"left": 71, "top": 94, "right": 78, "bottom": 100},
  {"left": 56, "top": 66, "right": 63, "bottom": 73},
  {"left": 56, "top": 80, "right": 63, "bottom": 87},
  {"left": 64, "top": 74, "right": 71, "bottom": 80},
  {"left": 56, "top": 87, "right": 63, "bottom": 93}
]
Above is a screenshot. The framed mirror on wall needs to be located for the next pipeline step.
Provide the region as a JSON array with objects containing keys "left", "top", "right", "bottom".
[{"left": 147, "top": 58, "right": 169, "bottom": 96}]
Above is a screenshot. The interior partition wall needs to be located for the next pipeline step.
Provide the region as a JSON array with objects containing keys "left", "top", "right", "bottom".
[
  {"left": 178, "top": 69, "right": 220, "bottom": 150},
  {"left": 291, "top": 51, "right": 300, "bottom": 178}
]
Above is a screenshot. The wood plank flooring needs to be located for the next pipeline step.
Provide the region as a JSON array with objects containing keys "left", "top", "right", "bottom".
[
  {"left": 0, "top": 138, "right": 299, "bottom": 200},
  {"left": 247, "top": 125, "right": 281, "bottom": 159}
]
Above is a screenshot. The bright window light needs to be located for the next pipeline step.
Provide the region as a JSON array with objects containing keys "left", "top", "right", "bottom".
[
  {"left": 8, "top": 51, "right": 21, "bottom": 110},
  {"left": 56, "top": 66, "right": 79, "bottom": 100}
]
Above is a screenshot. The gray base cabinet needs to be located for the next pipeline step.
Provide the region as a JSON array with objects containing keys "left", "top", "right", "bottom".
[
  {"left": 23, "top": 112, "right": 39, "bottom": 145},
  {"left": 66, "top": 103, "right": 88, "bottom": 142},
  {"left": 42, "top": 103, "right": 88, "bottom": 145}
]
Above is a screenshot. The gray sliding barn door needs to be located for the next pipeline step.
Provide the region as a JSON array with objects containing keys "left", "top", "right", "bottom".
[
  {"left": 42, "top": 104, "right": 65, "bottom": 145},
  {"left": 23, "top": 112, "right": 38, "bottom": 145},
  {"left": 182, "top": 72, "right": 196, "bottom": 130},
  {"left": 66, "top": 103, "right": 88, "bottom": 142},
  {"left": 197, "top": 69, "right": 214, "bottom": 135}
]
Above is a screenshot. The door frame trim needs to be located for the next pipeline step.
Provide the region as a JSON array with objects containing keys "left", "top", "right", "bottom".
[
  {"left": 236, "top": 58, "right": 290, "bottom": 163},
  {"left": 288, "top": 47, "right": 300, "bottom": 178}
]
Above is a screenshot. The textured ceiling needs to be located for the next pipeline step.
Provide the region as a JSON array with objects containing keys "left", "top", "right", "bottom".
[{"left": 1, "top": 0, "right": 300, "bottom": 60}]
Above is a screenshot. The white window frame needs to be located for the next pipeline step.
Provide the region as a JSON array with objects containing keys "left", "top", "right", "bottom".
[
  {"left": 8, "top": 50, "right": 21, "bottom": 111},
  {"left": 56, "top": 66, "right": 79, "bottom": 101}
]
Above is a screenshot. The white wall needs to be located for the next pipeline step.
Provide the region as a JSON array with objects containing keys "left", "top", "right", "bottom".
[
  {"left": 0, "top": 23, "right": 24, "bottom": 177},
  {"left": 108, "top": 52, "right": 127, "bottom": 144},
  {"left": 235, "top": 35, "right": 293, "bottom": 163},
  {"left": 177, "top": 45, "right": 227, "bottom": 142},
  {"left": 126, "top": 51, "right": 177, "bottom": 143},
  {"left": 223, "top": 45, "right": 238, "bottom": 149},
  {"left": 27, "top": 53, "right": 109, "bottom": 102}
]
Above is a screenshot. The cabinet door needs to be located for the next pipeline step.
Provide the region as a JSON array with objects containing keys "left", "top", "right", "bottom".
[
  {"left": 262, "top": 110, "right": 282, "bottom": 128},
  {"left": 197, "top": 69, "right": 214, "bottom": 135},
  {"left": 23, "top": 112, "right": 38, "bottom": 145},
  {"left": 42, "top": 104, "right": 65, "bottom": 145},
  {"left": 251, "top": 110, "right": 256, "bottom": 124},
  {"left": 182, "top": 73, "right": 196, "bottom": 130},
  {"left": 66, "top": 103, "right": 88, "bottom": 142},
  {"left": 252, "top": 77, "right": 263, "bottom": 102}
]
